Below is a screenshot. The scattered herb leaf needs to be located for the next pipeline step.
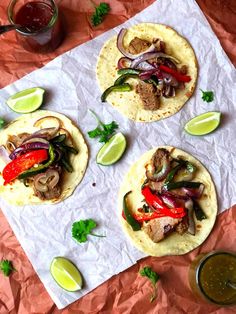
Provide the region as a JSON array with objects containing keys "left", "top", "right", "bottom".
[
  {"left": 200, "top": 89, "right": 214, "bottom": 103},
  {"left": 72, "top": 219, "right": 106, "bottom": 243},
  {"left": 91, "top": 2, "right": 110, "bottom": 26},
  {"left": 139, "top": 266, "right": 160, "bottom": 302},
  {"left": 88, "top": 110, "right": 118, "bottom": 143},
  {"left": 0, "top": 260, "right": 15, "bottom": 276},
  {"left": 0, "top": 118, "right": 5, "bottom": 129}
]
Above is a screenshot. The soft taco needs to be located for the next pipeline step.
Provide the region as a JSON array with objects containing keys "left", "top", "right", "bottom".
[
  {"left": 118, "top": 146, "right": 217, "bottom": 256},
  {"left": 96, "top": 23, "right": 198, "bottom": 122},
  {"left": 0, "top": 110, "right": 88, "bottom": 205}
]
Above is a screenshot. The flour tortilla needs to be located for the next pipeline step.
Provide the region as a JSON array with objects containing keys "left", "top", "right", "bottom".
[
  {"left": 96, "top": 23, "right": 198, "bottom": 122},
  {"left": 0, "top": 110, "right": 88, "bottom": 205},
  {"left": 118, "top": 146, "right": 217, "bottom": 256}
]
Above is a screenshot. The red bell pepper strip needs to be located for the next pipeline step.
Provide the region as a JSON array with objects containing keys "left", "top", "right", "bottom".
[
  {"left": 133, "top": 211, "right": 166, "bottom": 222},
  {"left": 3, "top": 149, "right": 48, "bottom": 185},
  {"left": 141, "top": 186, "right": 186, "bottom": 219},
  {"left": 159, "top": 65, "right": 191, "bottom": 83}
]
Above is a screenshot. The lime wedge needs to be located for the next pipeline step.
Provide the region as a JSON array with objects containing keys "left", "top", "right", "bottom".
[
  {"left": 6, "top": 87, "right": 45, "bottom": 113},
  {"left": 184, "top": 111, "right": 221, "bottom": 136},
  {"left": 96, "top": 132, "right": 126, "bottom": 166},
  {"left": 50, "top": 257, "right": 83, "bottom": 292}
]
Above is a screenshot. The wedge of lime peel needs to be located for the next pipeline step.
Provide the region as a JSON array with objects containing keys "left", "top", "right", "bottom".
[
  {"left": 96, "top": 132, "right": 126, "bottom": 166},
  {"left": 6, "top": 87, "right": 45, "bottom": 113},
  {"left": 50, "top": 257, "right": 83, "bottom": 292},
  {"left": 184, "top": 111, "right": 221, "bottom": 136}
]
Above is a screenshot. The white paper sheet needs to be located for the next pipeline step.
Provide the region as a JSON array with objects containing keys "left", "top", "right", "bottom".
[{"left": 0, "top": 0, "right": 235, "bottom": 309}]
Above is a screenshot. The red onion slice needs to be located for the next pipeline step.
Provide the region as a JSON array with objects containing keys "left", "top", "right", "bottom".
[
  {"left": 160, "top": 193, "right": 178, "bottom": 208},
  {"left": 131, "top": 52, "right": 180, "bottom": 69},
  {"left": 185, "top": 199, "right": 195, "bottom": 235},
  {"left": 117, "top": 57, "right": 131, "bottom": 69},
  {"left": 117, "top": 28, "right": 156, "bottom": 59},
  {"left": 182, "top": 184, "right": 205, "bottom": 199},
  {"left": 9, "top": 142, "right": 49, "bottom": 160},
  {"left": 136, "top": 61, "right": 156, "bottom": 71}
]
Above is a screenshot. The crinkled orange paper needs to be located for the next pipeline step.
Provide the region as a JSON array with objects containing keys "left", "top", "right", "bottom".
[{"left": 0, "top": 0, "right": 236, "bottom": 313}]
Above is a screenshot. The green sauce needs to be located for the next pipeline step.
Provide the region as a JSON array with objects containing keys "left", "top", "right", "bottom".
[{"left": 199, "top": 252, "right": 236, "bottom": 305}]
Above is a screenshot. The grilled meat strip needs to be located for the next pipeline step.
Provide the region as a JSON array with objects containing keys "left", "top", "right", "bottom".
[
  {"left": 128, "top": 37, "right": 151, "bottom": 54},
  {"left": 135, "top": 81, "right": 161, "bottom": 111},
  {"left": 143, "top": 216, "right": 181, "bottom": 243}
]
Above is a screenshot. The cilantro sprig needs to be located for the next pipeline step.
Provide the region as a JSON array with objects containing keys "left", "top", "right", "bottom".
[
  {"left": 0, "top": 259, "right": 15, "bottom": 277},
  {"left": 0, "top": 118, "right": 5, "bottom": 129},
  {"left": 200, "top": 89, "right": 214, "bottom": 103},
  {"left": 72, "top": 219, "right": 106, "bottom": 243},
  {"left": 87, "top": 110, "right": 118, "bottom": 143},
  {"left": 139, "top": 266, "right": 160, "bottom": 302},
  {"left": 91, "top": 2, "right": 110, "bottom": 26}
]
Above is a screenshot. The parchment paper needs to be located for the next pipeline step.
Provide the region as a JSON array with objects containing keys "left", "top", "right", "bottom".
[{"left": 0, "top": 0, "right": 235, "bottom": 309}]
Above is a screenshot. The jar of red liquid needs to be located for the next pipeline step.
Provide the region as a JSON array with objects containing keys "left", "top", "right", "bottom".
[{"left": 8, "top": 0, "right": 64, "bottom": 53}]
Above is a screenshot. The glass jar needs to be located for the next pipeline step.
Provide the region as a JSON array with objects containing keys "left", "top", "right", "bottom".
[
  {"left": 189, "top": 251, "right": 236, "bottom": 306},
  {"left": 8, "top": 0, "right": 64, "bottom": 53}
]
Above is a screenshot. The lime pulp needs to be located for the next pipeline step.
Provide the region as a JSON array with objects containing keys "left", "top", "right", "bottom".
[
  {"left": 50, "top": 257, "right": 83, "bottom": 292},
  {"left": 6, "top": 87, "right": 45, "bottom": 113},
  {"left": 184, "top": 111, "right": 221, "bottom": 136},
  {"left": 96, "top": 132, "right": 126, "bottom": 166}
]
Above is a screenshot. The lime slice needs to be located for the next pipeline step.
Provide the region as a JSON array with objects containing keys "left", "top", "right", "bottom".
[
  {"left": 6, "top": 87, "right": 45, "bottom": 113},
  {"left": 50, "top": 257, "right": 83, "bottom": 292},
  {"left": 184, "top": 111, "right": 221, "bottom": 136},
  {"left": 96, "top": 132, "right": 126, "bottom": 166}
]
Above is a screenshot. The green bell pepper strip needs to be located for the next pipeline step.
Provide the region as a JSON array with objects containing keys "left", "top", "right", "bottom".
[
  {"left": 61, "top": 144, "right": 78, "bottom": 155},
  {"left": 114, "top": 74, "right": 139, "bottom": 86},
  {"left": 123, "top": 191, "right": 141, "bottom": 231},
  {"left": 51, "top": 134, "right": 66, "bottom": 143},
  {"left": 117, "top": 68, "right": 141, "bottom": 75},
  {"left": 165, "top": 160, "right": 196, "bottom": 184},
  {"left": 193, "top": 200, "right": 207, "bottom": 221},
  {"left": 162, "top": 181, "right": 202, "bottom": 191},
  {"left": 18, "top": 144, "right": 55, "bottom": 179},
  {"left": 101, "top": 83, "right": 132, "bottom": 102},
  {"left": 146, "top": 75, "right": 159, "bottom": 87},
  {"left": 61, "top": 158, "right": 73, "bottom": 173}
]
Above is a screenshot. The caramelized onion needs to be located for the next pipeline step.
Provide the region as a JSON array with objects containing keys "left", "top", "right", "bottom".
[
  {"left": 5, "top": 141, "right": 16, "bottom": 153},
  {"left": 34, "top": 169, "right": 59, "bottom": 192},
  {"left": 23, "top": 137, "right": 49, "bottom": 145},
  {"left": 34, "top": 116, "right": 62, "bottom": 129},
  {"left": 33, "top": 116, "right": 62, "bottom": 139}
]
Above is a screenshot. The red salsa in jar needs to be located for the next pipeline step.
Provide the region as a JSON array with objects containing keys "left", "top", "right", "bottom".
[
  {"left": 11, "top": 0, "right": 64, "bottom": 53},
  {"left": 15, "top": 2, "right": 54, "bottom": 32}
]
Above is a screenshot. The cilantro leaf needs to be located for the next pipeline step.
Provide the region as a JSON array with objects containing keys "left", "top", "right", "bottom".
[
  {"left": 91, "top": 2, "right": 110, "bottom": 26},
  {"left": 72, "top": 219, "right": 106, "bottom": 243},
  {"left": 0, "top": 260, "right": 15, "bottom": 277},
  {"left": 87, "top": 110, "right": 118, "bottom": 143},
  {"left": 139, "top": 266, "right": 160, "bottom": 302},
  {"left": 0, "top": 118, "right": 5, "bottom": 129},
  {"left": 200, "top": 89, "right": 214, "bottom": 103}
]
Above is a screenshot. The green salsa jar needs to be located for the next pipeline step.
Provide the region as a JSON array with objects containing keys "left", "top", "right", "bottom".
[{"left": 189, "top": 251, "right": 236, "bottom": 306}]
